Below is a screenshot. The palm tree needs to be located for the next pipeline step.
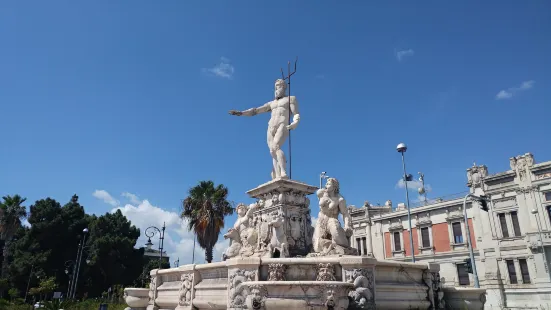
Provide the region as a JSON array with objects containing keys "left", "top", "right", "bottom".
[
  {"left": 0, "top": 195, "right": 27, "bottom": 278},
  {"left": 181, "top": 181, "right": 233, "bottom": 263}
]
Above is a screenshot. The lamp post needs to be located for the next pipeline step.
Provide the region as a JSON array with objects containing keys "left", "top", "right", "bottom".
[
  {"left": 64, "top": 261, "right": 75, "bottom": 298},
  {"left": 24, "top": 264, "right": 35, "bottom": 302},
  {"left": 146, "top": 222, "right": 166, "bottom": 269},
  {"left": 319, "top": 172, "right": 329, "bottom": 189},
  {"left": 174, "top": 258, "right": 180, "bottom": 268},
  {"left": 461, "top": 193, "right": 493, "bottom": 288},
  {"left": 70, "top": 228, "right": 89, "bottom": 299},
  {"left": 397, "top": 142, "right": 415, "bottom": 263},
  {"left": 418, "top": 172, "right": 428, "bottom": 205},
  {"left": 531, "top": 209, "right": 550, "bottom": 276}
]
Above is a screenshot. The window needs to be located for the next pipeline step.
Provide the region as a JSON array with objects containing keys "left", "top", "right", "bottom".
[
  {"left": 393, "top": 232, "right": 401, "bottom": 251},
  {"left": 506, "top": 260, "right": 517, "bottom": 284},
  {"left": 457, "top": 264, "right": 470, "bottom": 286},
  {"left": 356, "top": 238, "right": 361, "bottom": 256},
  {"left": 362, "top": 237, "right": 367, "bottom": 255},
  {"left": 511, "top": 211, "right": 522, "bottom": 237},
  {"left": 421, "top": 227, "right": 431, "bottom": 248},
  {"left": 519, "top": 259, "right": 530, "bottom": 284},
  {"left": 499, "top": 213, "right": 509, "bottom": 238},
  {"left": 545, "top": 192, "right": 551, "bottom": 201},
  {"left": 452, "top": 222, "right": 463, "bottom": 244}
]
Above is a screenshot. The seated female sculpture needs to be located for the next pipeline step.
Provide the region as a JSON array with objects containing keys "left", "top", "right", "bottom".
[{"left": 312, "top": 178, "right": 357, "bottom": 256}]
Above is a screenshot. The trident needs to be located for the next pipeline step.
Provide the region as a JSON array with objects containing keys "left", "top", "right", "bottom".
[{"left": 280, "top": 57, "right": 298, "bottom": 180}]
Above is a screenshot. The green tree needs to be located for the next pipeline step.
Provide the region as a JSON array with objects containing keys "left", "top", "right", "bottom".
[
  {"left": 0, "top": 195, "right": 27, "bottom": 279},
  {"left": 8, "top": 287, "right": 19, "bottom": 300},
  {"left": 86, "top": 209, "right": 143, "bottom": 297},
  {"left": 7, "top": 196, "right": 89, "bottom": 298},
  {"left": 38, "top": 276, "right": 57, "bottom": 299},
  {"left": 181, "top": 181, "right": 233, "bottom": 263}
]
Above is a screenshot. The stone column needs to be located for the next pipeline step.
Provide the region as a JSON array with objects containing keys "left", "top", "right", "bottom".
[
  {"left": 175, "top": 265, "right": 198, "bottom": 310},
  {"left": 365, "top": 207, "right": 374, "bottom": 257},
  {"left": 147, "top": 269, "right": 160, "bottom": 310},
  {"left": 227, "top": 258, "right": 261, "bottom": 310},
  {"left": 340, "top": 256, "right": 376, "bottom": 310}
]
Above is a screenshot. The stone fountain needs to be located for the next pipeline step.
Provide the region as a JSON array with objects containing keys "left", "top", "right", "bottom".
[{"left": 124, "top": 77, "right": 487, "bottom": 310}]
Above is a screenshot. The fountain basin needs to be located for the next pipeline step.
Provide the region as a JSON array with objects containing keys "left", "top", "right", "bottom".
[{"left": 124, "top": 288, "right": 149, "bottom": 309}]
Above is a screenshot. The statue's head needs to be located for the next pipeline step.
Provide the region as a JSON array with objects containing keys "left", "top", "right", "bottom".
[
  {"left": 325, "top": 178, "right": 340, "bottom": 194},
  {"left": 236, "top": 203, "right": 247, "bottom": 217},
  {"left": 274, "top": 79, "right": 287, "bottom": 99}
]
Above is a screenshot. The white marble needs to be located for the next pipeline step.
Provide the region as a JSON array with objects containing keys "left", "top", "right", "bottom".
[
  {"left": 126, "top": 256, "right": 467, "bottom": 310},
  {"left": 229, "top": 79, "right": 300, "bottom": 180},
  {"left": 311, "top": 178, "right": 357, "bottom": 256}
]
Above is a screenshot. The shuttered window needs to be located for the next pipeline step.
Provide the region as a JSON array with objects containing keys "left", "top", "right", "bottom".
[
  {"left": 393, "top": 232, "right": 401, "bottom": 251},
  {"left": 506, "top": 260, "right": 517, "bottom": 284},
  {"left": 457, "top": 264, "right": 470, "bottom": 286},
  {"left": 356, "top": 238, "right": 361, "bottom": 256},
  {"left": 421, "top": 227, "right": 430, "bottom": 248},
  {"left": 452, "top": 222, "right": 463, "bottom": 244},
  {"left": 511, "top": 211, "right": 522, "bottom": 237},
  {"left": 519, "top": 259, "right": 530, "bottom": 284},
  {"left": 362, "top": 237, "right": 367, "bottom": 255},
  {"left": 499, "top": 213, "right": 509, "bottom": 238}
]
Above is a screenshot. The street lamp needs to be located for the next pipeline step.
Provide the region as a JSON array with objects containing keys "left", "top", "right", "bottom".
[
  {"left": 418, "top": 172, "right": 428, "bottom": 205},
  {"left": 531, "top": 209, "right": 550, "bottom": 276},
  {"left": 320, "top": 172, "right": 329, "bottom": 189},
  {"left": 397, "top": 142, "right": 415, "bottom": 263},
  {"left": 24, "top": 264, "right": 35, "bottom": 302},
  {"left": 64, "top": 261, "right": 74, "bottom": 298},
  {"left": 146, "top": 223, "right": 166, "bottom": 269},
  {"left": 462, "top": 193, "right": 491, "bottom": 288},
  {"left": 70, "top": 228, "right": 89, "bottom": 299}
]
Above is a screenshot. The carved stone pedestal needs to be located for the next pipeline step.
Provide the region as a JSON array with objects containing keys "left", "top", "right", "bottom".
[{"left": 247, "top": 178, "right": 318, "bottom": 257}]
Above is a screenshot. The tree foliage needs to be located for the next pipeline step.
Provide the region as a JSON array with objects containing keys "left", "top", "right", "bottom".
[
  {"left": 181, "top": 181, "right": 233, "bottom": 263},
  {"left": 3, "top": 194, "right": 161, "bottom": 299}
]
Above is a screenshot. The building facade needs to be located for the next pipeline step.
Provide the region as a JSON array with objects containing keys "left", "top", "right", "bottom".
[{"left": 349, "top": 153, "right": 551, "bottom": 309}]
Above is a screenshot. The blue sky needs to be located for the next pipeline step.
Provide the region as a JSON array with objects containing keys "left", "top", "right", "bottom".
[{"left": 1, "top": 1, "right": 550, "bottom": 263}]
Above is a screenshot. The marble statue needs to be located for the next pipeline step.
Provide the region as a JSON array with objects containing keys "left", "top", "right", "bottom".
[
  {"left": 223, "top": 203, "right": 259, "bottom": 260},
  {"left": 229, "top": 79, "right": 300, "bottom": 180},
  {"left": 311, "top": 178, "right": 357, "bottom": 256}
]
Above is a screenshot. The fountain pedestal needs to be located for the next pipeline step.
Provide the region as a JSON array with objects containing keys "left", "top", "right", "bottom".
[{"left": 247, "top": 178, "right": 318, "bottom": 258}]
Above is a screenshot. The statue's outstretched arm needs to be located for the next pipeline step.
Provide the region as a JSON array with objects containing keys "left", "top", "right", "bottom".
[{"left": 229, "top": 101, "right": 271, "bottom": 116}]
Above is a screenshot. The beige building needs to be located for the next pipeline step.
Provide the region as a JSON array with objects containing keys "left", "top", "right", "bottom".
[{"left": 349, "top": 153, "right": 551, "bottom": 309}]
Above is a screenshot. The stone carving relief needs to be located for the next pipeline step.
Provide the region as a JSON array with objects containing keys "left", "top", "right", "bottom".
[
  {"left": 345, "top": 268, "right": 375, "bottom": 310},
  {"left": 510, "top": 153, "right": 535, "bottom": 182},
  {"left": 223, "top": 203, "right": 260, "bottom": 260},
  {"left": 267, "top": 263, "right": 287, "bottom": 281},
  {"left": 321, "top": 284, "right": 349, "bottom": 310},
  {"left": 247, "top": 284, "right": 268, "bottom": 310},
  {"left": 416, "top": 212, "right": 432, "bottom": 226},
  {"left": 467, "top": 164, "right": 488, "bottom": 187},
  {"left": 229, "top": 269, "right": 257, "bottom": 309},
  {"left": 316, "top": 263, "right": 336, "bottom": 281},
  {"left": 423, "top": 271, "right": 445, "bottom": 310},
  {"left": 310, "top": 178, "right": 357, "bottom": 256},
  {"left": 178, "top": 273, "right": 193, "bottom": 307},
  {"left": 148, "top": 274, "right": 159, "bottom": 306}
]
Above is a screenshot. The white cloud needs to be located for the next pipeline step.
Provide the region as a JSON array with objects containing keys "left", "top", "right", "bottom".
[
  {"left": 22, "top": 218, "right": 31, "bottom": 228},
  {"left": 496, "top": 90, "right": 512, "bottom": 100},
  {"left": 396, "top": 49, "right": 415, "bottom": 61},
  {"left": 122, "top": 192, "right": 141, "bottom": 205},
  {"left": 92, "top": 190, "right": 119, "bottom": 206},
  {"left": 111, "top": 196, "right": 229, "bottom": 265},
  {"left": 395, "top": 178, "right": 432, "bottom": 193},
  {"left": 496, "top": 80, "right": 535, "bottom": 100},
  {"left": 202, "top": 57, "right": 235, "bottom": 79}
]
